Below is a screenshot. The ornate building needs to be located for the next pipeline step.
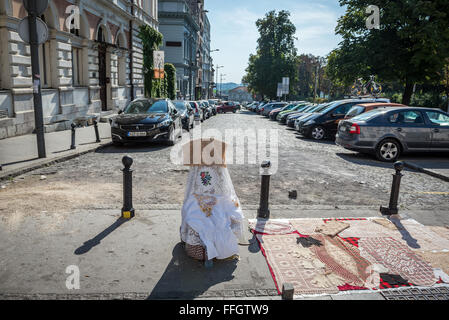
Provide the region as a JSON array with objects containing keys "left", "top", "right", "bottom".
[
  {"left": 158, "top": 0, "right": 212, "bottom": 100},
  {"left": 0, "top": 0, "right": 159, "bottom": 139}
]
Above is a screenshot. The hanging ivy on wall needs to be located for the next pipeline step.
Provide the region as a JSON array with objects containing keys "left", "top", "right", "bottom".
[
  {"left": 165, "top": 63, "right": 176, "bottom": 100},
  {"left": 138, "top": 25, "right": 163, "bottom": 98}
]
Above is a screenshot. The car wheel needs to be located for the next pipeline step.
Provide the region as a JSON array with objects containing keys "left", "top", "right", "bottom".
[
  {"left": 310, "top": 126, "right": 326, "bottom": 140},
  {"left": 232, "top": 109, "right": 236, "bottom": 113},
  {"left": 376, "top": 139, "right": 401, "bottom": 162}
]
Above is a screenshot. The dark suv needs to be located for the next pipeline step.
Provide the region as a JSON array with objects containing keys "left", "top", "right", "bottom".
[{"left": 298, "top": 98, "right": 389, "bottom": 140}]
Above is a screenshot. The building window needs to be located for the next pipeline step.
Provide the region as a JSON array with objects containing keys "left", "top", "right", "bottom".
[
  {"left": 97, "top": 26, "right": 105, "bottom": 42},
  {"left": 166, "top": 41, "right": 182, "bottom": 47},
  {"left": 72, "top": 47, "right": 81, "bottom": 86}
]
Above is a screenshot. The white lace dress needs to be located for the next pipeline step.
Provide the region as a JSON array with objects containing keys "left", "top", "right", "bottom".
[{"left": 180, "top": 165, "right": 245, "bottom": 260}]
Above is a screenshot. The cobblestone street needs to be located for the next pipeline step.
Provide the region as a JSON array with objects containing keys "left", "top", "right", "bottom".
[{"left": 1, "top": 111, "right": 448, "bottom": 219}]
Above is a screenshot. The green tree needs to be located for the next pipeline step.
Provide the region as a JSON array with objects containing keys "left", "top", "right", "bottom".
[
  {"left": 242, "top": 10, "right": 298, "bottom": 99},
  {"left": 138, "top": 25, "right": 163, "bottom": 98},
  {"left": 164, "top": 63, "right": 176, "bottom": 100},
  {"left": 328, "top": 0, "right": 449, "bottom": 105}
]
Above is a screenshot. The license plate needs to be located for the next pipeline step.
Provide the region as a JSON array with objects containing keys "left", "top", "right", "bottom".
[{"left": 128, "top": 131, "right": 147, "bottom": 137}]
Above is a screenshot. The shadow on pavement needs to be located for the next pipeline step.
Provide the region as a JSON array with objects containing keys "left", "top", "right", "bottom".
[
  {"left": 147, "top": 243, "right": 238, "bottom": 299},
  {"left": 95, "top": 143, "right": 170, "bottom": 154},
  {"left": 295, "top": 135, "right": 336, "bottom": 145},
  {"left": 1, "top": 157, "right": 39, "bottom": 167},
  {"left": 389, "top": 216, "right": 420, "bottom": 249},
  {"left": 74, "top": 217, "right": 129, "bottom": 255},
  {"left": 336, "top": 152, "right": 449, "bottom": 170}
]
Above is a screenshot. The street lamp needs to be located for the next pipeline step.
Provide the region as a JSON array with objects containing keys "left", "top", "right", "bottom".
[
  {"left": 216, "top": 65, "right": 224, "bottom": 98},
  {"left": 220, "top": 73, "right": 226, "bottom": 99}
]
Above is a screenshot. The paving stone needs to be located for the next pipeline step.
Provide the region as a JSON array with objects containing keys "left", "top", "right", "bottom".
[
  {"left": 245, "top": 289, "right": 256, "bottom": 297},
  {"left": 234, "top": 290, "right": 245, "bottom": 297}
]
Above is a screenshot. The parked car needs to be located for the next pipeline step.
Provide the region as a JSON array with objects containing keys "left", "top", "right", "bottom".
[
  {"left": 189, "top": 101, "right": 203, "bottom": 122},
  {"left": 336, "top": 106, "right": 449, "bottom": 162},
  {"left": 246, "top": 102, "right": 257, "bottom": 111},
  {"left": 197, "top": 101, "right": 210, "bottom": 119},
  {"left": 269, "top": 103, "right": 298, "bottom": 120},
  {"left": 173, "top": 100, "right": 195, "bottom": 131},
  {"left": 294, "top": 103, "right": 334, "bottom": 131},
  {"left": 217, "top": 101, "right": 239, "bottom": 113},
  {"left": 110, "top": 98, "right": 183, "bottom": 146},
  {"left": 261, "top": 102, "right": 288, "bottom": 116},
  {"left": 286, "top": 104, "right": 328, "bottom": 127},
  {"left": 277, "top": 103, "right": 312, "bottom": 123},
  {"left": 344, "top": 103, "right": 406, "bottom": 120},
  {"left": 202, "top": 100, "right": 216, "bottom": 116},
  {"left": 297, "top": 98, "right": 389, "bottom": 140},
  {"left": 207, "top": 100, "right": 218, "bottom": 115},
  {"left": 256, "top": 101, "right": 271, "bottom": 113}
]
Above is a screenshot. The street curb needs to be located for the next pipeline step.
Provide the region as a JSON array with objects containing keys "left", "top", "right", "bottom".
[
  {"left": 0, "top": 141, "right": 112, "bottom": 182},
  {"left": 0, "top": 289, "right": 281, "bottom": 300}
]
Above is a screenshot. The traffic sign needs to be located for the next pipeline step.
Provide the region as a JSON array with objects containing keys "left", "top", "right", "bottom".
[
  {"left": 282, "top": 77, "right": 289, "bottom": 94},
  {"left": 18, "top": 16, "right": 48, "bottom": 45},
  {"left": 23, "top": 0, "right": 49, "bottom": 16}
]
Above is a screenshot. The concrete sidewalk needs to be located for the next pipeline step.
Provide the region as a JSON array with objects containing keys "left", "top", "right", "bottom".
[
  {"left": 2, "top": 207, "right": 448, "bottom": 300},
  {"left": 0, "top": 123, "right": 112, "bottom": 180}
]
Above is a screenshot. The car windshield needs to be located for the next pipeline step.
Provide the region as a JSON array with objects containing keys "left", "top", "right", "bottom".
[
  {"left": 314, "top": 103, "right": 333, "bottom": 113},
  {"left": 346, "top": 105, "right": 366, "bottom": 117},
  {"left": 282, "top": 104, "right": 297, "bottom": 111},
  {"left": 123, "top": 100, "right": 167, "bottom": 114},
  {"left": 320, "top": 101, "right": 344, "bottom": 114},
  {"left": 299, "top": 105, "right": 315, "bottom": 112},
  {"left": 174, "top": 102, "right": 187, "bottom": 111},
  {"left": 350, "top": 109, "right": 383, "bottom": 121}
]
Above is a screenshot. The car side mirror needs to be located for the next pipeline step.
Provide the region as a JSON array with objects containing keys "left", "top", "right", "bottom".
[
  {"left": 118, "top": 109, "right": 123, "bottom": 114},
  {"left": 173, "top": 109, "right": 178, "bottom": 114}
]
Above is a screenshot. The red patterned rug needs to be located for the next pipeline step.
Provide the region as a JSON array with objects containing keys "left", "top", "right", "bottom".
[{"left": 359, "top": 237, "right": 437, "bottom": 287}]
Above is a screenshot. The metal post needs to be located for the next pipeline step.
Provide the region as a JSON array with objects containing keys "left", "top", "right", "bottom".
[
  {"left": 257, "top": 161, "right": 272, "bottom": 219},
  {"left": 93, "top": 120, "right": 101, "bottom": 143},
  {"left": 380, "top": 161, "right": 404, "bottom": 216},
  {"left": 28, "top": 11, "right": 46, "bottom": 158},
  {"left": 121, "top": 156, "right": 135, "bottom": 219},
  {"left": 70, "top": 123, "right": 76, "bottom": 150}
]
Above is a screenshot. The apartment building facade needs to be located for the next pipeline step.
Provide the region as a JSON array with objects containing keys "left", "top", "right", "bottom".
[
  {"left": 158, "top": 0, "right": 213, "bottom": 100},
  {"left": 0, "top": 0, "right": 159, "bottom": 139}
]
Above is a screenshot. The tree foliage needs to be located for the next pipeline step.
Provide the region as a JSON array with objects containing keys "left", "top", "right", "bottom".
[
  {"left": 165, "top": 63, "right": 177, "bottom": 100},
  {"left": 138, "top": 25, "right": 164, "bottom": 98},
  {"left": 327, "top": 0, "right": 449, "bottom": 105},
  {"left": 242, "top": 10, "right": 298, "bottom": 99}
]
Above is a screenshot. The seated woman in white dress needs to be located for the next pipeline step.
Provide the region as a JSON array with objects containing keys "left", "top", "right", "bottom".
[{"left": 180, "top": 138, "right": 245, "bottom": 262}]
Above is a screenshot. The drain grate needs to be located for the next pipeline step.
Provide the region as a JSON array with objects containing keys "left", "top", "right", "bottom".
[{"left": 381, "top": 286, "right": 449, "bottom": 300}]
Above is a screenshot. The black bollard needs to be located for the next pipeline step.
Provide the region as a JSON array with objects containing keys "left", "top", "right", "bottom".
[
  {"left": 93, "top": 119, "right": 101, "bottom": 143},
  {"left": 70, "top": 123, "right": 76, "bottom": 150},
  {"left": 121, "top": 155, "right": 135, "bottom": 219},
  {"left": 257, "top": 160, "right": 272, "bottom": 219},
  {"left": 380, "top": 161, "right": 404, "bottom": 216}
]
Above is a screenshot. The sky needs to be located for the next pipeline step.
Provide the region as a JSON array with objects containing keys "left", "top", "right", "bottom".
[{"left": 204, "top": 0, "right": 347, "bottom": 84}]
